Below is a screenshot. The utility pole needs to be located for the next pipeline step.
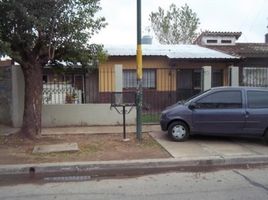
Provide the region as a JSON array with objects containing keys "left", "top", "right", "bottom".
[{"left": 136, "top": 0, "right": 143, "bottom": 141}]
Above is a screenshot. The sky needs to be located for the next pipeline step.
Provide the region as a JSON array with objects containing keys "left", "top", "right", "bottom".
[{"left": 90, "top": 0, "right": 268, "bottom": 45}]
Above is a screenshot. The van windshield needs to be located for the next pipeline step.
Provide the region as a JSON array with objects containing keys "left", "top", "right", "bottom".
[{"left": 180, "top": 89, "right": 211, "bottom": 104}]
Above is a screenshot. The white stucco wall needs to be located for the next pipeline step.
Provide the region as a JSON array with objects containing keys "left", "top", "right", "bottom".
[
  {"left": 115, "top": 64, "right": 123, "bottom": 92},
  {"left": 11, "top": 65, "right": 25, "bottom": 128},
  {"left": 202, "top": 66, "right": 212, "bottom": 91},
  {"left": 42, "top": 104, "right": 136, "bottom": 127},
  {"left": 229, "top": 66, "right": 239, "bottom": 86},
  {"left": 201, "top": 36, "right": 236, "bottom": 46}
]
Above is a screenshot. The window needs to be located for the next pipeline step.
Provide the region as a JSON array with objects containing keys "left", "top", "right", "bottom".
[
  {"left": 247, "top": 91, "right": 268, "bottom": 108},
  {"left": 196, "top": 91, "right": 242, "bottom": 109},
  {"left": 43, "top": 75, "right": 48, "bottom": 83},
  {"left": 221, "top": 40, "right": 232, "bottom": 44},
  {"left": 212, "top": 69, "right": 223, "bottom": 87},
  {"left": 74, "top": 75, "right": 84, "bottom": 90},
  {"left": 123, "top": 69, "right": 156, "bottom": 89},
  {"left": 52, "top": 74, "right": 64, "bottom": 82},
  {"left": 193, "top": 69, "right": 201, "bottom": 90},
  {"left": 243, "top": 68, "right": 268, "bottom": 87},
  {"left": 206, "top": 39, "right": 217, "bottom": 44},
  {"left": 123, "top": 70, "right": 136, "bottom": 88},
  {"left": 65, "top": 75, "right": 72, "bottom": 84}
]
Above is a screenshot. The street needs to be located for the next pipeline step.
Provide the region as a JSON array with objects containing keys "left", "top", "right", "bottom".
[{"left": 0, "top": 167, "right": 268, "bottom": 200}]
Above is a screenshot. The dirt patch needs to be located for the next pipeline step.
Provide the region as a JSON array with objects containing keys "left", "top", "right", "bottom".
[{"left": 0, "top": 132, "right": 170, "bottom": 164}]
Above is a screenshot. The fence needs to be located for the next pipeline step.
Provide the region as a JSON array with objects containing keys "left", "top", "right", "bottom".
[
  {"left": 43, "top": 82, "right": 84, "bottom": 104},
  {"left": 142, "top": 89, "right": 200, "bottom": 123},
  {"left": 42, "top": 68, "right": 201, "bottom": 124}
]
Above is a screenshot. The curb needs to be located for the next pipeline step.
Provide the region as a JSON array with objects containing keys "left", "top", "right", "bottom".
[{"left": 1, "top": 155, "right": 268, "bottom": 178}]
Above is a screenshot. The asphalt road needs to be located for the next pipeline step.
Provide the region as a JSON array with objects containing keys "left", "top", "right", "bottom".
[{"left": 0, "top": 167, "right": 268, "bottom": 200}]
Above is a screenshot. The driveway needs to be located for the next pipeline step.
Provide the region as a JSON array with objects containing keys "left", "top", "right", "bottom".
[{"left": 149, "top": 127, "right": 268, "bottom": 159}]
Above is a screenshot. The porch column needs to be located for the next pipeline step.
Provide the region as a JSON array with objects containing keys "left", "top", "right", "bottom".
[
  {"left": 229, "top": 66, "right": 239, "bottom": 86},
  {"left": 202, "top": 66, "right": 212, "bottom": 91},
  {"left": 114, "top": 64, "right": 123, "bottom": 104}
]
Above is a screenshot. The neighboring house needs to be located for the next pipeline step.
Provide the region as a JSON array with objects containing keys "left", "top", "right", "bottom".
[{"left": 194, "top": 31, "right": 268, "bottom": 87}]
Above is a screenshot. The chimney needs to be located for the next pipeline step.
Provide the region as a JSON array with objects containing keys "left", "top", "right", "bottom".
[{"left": 265, "top": 33, "right": 268, "bottom": 44}]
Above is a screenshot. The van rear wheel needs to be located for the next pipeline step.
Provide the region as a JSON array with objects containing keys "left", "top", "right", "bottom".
[{"left": 168, "top": 121, "right": 189, "bottom": 142}]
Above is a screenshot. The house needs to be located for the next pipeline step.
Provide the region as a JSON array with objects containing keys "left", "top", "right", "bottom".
[
  {"left": 194, "top": 31, "right": 268, "bottom": 87},
  {"left": 97, "top": 44, "right": 239, "bottom": 113},
  {"left": 2, "top": 35, "right": 264, "bottom": 126},
  {"left": 42, "top": 44, "right": 239, "bottom": 118}
]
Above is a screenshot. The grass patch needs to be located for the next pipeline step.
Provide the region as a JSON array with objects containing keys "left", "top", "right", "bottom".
[{"left": 142, "top": 113, "right": 160, "bottom": 123}]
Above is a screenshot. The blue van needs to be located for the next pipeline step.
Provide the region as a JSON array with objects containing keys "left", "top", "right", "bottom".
[{"left": 160, "top": 87, "right": 268, "bottom": 142}]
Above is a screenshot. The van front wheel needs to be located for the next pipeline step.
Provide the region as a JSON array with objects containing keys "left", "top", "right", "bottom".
[{"left": 168, "top": 121, "right": 189, "bottom": 142}]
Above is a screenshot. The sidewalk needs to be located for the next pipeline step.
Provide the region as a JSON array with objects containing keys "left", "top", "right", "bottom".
[
  {"left": 1, "top": 124, "right": 268, "bottom": 178},
  {"left": 0, "top": 124, "right": 19, "bottom": 136}
]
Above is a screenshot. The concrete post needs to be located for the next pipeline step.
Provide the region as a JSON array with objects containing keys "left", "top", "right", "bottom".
[
  {"left": 229, "top": 66, "right": 239, "bottom": 86},
  {"left": 202, "top": 66, "right": 212, "bottom": 91},
  {"left": 11, "top": 65, "right": 24, "bottom": 127}
]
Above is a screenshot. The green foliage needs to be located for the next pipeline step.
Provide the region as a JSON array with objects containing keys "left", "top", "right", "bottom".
[
  {"left": 149, "top": 3, "right": 200, "bottom": 44},
  {"left": 0, "top": 0, "right": 107, "bottom": 67},
  {"left": 142, "top": 113, "right": 160, "bottom": 123}
]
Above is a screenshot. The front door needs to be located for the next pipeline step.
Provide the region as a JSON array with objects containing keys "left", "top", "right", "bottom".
[
  {"left": 177, "top": 69, "right": 201, "bottom": 100},
  {"left": 192, "top": 90, "right": 246, "bottom": 134}
]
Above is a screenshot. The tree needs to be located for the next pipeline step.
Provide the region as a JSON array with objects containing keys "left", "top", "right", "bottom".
[
  {"left": 149, "top": 3, "right": 200, "bottom": 44},
  {"left": 0, "top": 0, "right": 106, "bottom": 138}
]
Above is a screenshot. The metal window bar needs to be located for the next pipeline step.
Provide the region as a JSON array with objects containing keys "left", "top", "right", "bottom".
[{"left": 242, "top": 67, "right": 268, "bottom": 87}]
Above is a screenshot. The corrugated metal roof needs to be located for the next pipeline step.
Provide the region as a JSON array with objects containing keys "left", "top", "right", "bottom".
[{"left": 104, "top": 44, "right": 239, "bottom": 59}]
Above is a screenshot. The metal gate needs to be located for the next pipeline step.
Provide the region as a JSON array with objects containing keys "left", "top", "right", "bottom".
[{"left": 142, "top": 68, "right": 201, "bottom": 124}]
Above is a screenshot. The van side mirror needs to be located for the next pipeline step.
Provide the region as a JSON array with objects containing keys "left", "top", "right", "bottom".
[{"left": 188, "top": 102, "right": 196, "bottom": 110}]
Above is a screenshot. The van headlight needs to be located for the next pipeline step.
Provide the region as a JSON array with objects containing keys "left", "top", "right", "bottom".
[{"left": 160, "top": 113, "right": 167, "bottom": 120}]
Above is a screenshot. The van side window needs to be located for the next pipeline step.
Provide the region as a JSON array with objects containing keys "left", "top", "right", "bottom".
[
  {"left": 195, "top": 91, "right": 242, "bottom": 109},
  {"left": 247, "top": 91, "right": 268, "bottom": 108}
]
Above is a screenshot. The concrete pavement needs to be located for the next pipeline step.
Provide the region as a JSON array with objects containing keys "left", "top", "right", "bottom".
[
  {"left": 1, "top": 124, "right": 268, "bottom": 180},
  {"left": 149, "top": 130, "right": 268, "bottom": 159}
]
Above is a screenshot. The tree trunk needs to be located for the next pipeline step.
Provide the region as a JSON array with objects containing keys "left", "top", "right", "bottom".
[{"left": 20, "top": 63, "right": 43, "bottom": 138}]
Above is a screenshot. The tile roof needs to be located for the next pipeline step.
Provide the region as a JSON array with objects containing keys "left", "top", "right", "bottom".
[
  {"left": 198, "top": 31, "right": 242, "bottom": 39},
  {"left": 204, "top": 43, "right": 268, "bottom": 58},
  {"left": 105, "top": 44, "right": 238, "bottom": 60}
]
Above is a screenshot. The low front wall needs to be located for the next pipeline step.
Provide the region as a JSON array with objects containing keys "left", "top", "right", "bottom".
[{"left": 42, "top": 104, "right": 136, "bottom": 127}]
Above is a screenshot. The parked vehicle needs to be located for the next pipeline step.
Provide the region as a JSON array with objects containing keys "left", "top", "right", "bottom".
[{"left": 160, "top": 87, "right": 268, "bottom": 142}]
